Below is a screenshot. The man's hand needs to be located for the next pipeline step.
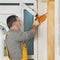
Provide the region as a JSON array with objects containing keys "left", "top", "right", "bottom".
[
  {"left": 31, "top": 25, "right": 38, "bottom": 33},
  {"left": 33, "top": 14, "right": 47, "bottom": 27}
]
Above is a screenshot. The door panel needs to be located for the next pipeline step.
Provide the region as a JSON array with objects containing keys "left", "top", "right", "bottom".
[{"left": 24, "top": 10, "right": 34, "bottom": 55}]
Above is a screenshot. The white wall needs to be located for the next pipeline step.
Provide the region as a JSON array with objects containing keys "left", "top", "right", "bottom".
[
  {"left": 55, "top": 0, "right": 59, "bottom": 60},
  {"left": 38, "top": 0, "right": 47, "bottom": 60}
]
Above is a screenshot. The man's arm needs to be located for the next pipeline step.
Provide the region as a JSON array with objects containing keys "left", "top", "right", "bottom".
[
  {"left": 16, "top": 26, "right": 38, "bottom": 41},
  {"left": 7, "top": 25, "right": 37, "bottom": 42},
  {"left": 20, "top": 25, "right": 38, "bottom": 41}
]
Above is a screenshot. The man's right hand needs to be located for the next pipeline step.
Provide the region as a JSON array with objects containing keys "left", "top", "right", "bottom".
[{"left": 33, "top": 14, "right": 47, "bottom": 27}]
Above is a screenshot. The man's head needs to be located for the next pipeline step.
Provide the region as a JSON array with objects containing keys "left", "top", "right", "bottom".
[{"left": 7, "top": 15, "right": 21, "bottom": 31}]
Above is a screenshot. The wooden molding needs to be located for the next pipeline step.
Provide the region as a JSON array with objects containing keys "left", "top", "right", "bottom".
[{"left": 48, "top": 1, "right": 55, "bottom": 60}]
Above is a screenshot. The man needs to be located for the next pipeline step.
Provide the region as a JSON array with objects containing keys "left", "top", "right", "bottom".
[{"left": 5, "top": 14, "right": 46, "bottom": 60}]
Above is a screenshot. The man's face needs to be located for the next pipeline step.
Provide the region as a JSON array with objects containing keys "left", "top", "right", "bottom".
[{"left": 15, "top": 17, "right": 21, "bottom": 30}]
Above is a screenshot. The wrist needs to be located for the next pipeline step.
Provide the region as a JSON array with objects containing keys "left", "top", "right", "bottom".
[{"left": 33, "top": 20, "right": 40, "bottom": 27}]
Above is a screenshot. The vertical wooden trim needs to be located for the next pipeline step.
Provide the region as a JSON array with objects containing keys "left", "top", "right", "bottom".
[{"left": 48, "top": 1, "right": 55, "bottom": 60}]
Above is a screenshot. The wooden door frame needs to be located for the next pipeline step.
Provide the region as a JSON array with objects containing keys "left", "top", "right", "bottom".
[{"left": 47, "top": 1, "right": 55, "bottom": 60}]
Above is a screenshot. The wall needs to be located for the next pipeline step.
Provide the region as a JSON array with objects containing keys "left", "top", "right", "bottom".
[
  {"left": 38, "top": 0, "right": 47, "bottom": 60},
  {"left": 55, "top": 0, "right": 60, "bottom": 60}
]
